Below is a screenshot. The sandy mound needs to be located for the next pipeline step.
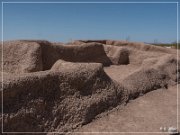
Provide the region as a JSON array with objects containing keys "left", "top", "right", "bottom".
[{"left": 0, "top": 39, "right": 179, "bottom": 133}]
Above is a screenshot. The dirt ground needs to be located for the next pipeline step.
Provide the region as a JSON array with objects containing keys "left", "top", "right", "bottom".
[
  {"left": 73, "top": 84, "right": 179, "bottom": 135},
  {"left": 104, "top": 64, "right": 140, "bottom": 82}
]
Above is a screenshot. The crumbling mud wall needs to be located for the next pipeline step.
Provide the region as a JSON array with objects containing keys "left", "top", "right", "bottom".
[
  {"left": 1, "top": 40, "right": 43, "bottom": 73},
  {"left": 1, "top": 40, "right": 176, "bottom": 74},
  {"left": 0, "top": 40, "right": 179, "bottom": 134},
  {"left": 1, "top": 40, "right": 132, "bottom": 74},
  {"left": 40, "top": 42, "right": 113, "bottom": 70},
  {"left": 0, "top": 62, "right": 127, "bottom": 132},
  {"left": 74, "top": 40, "right": 175, "bottom": 52}
]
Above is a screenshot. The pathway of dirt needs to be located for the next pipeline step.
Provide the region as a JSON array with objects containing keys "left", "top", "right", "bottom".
[{"left": 104, "top": 64, "right": 140, "bottom": 82}]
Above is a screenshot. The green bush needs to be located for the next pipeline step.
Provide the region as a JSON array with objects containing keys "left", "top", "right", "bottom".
[{"left": 152, "top": 43, "right": 180, "bottom": 49}]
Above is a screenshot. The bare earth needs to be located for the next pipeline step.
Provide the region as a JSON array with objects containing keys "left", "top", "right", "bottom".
[
  {"left": 74, "top": 85, "right": 179, "bottom": 135},
  {"left": 104, "top": 65, "right": 140, "bottom": 82}
]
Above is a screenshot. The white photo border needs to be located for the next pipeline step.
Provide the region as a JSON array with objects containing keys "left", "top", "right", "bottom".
[{"left": 1, "top": 1, "right": 179, "bottom": 134}]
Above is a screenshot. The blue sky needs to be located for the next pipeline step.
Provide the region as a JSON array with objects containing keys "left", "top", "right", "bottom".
[{"left": 0, "top": 0, "right": 179, "bottom": 43}]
